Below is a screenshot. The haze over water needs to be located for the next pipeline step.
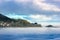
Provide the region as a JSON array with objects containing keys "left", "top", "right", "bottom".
[{"left": 0, "top": 27, "right": 60, "bottom": 40}]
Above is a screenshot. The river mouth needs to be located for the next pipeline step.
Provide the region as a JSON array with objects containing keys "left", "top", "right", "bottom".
[{"left": 0, "top": 27, "right": 60, "bottom": 40}]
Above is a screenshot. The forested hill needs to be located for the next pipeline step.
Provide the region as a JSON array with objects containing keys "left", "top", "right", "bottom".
[
  {"left": 0, "top": 14, "right": 14, "bottom": 22},
  {"left": 0, "top": 14, "right": 41, "bottom": 27}
]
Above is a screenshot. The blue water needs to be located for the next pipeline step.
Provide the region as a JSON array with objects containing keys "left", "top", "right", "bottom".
[
  {"left": 0, "top": 28, "right": 60, "bottom": 40},
  {"left": 0, "top": 34, "right": 60, "bottom": 40}
]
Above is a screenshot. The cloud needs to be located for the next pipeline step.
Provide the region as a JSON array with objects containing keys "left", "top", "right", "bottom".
[
  {"left": 6, "top": 14, "right": 60, "bottom": 26},
  {"left": 28, "top": 14, "right": 60, "bottom": 22},
  {"left": 0, "top": 0, "right": 60, "bottom": 15},
  {"left": 14, "top": 0, "right": 31, "bottom": 3},
  {"left": 29, "top": 15, "right": 52, "bottom": 21},
  {"left": 0, "top": 0, "right": 60, "bottom": 26},
  {"left": 14, "top": 0, "right": 45, "bottom": 3},
  {"left": 22, "top": 14, "right": 60, "bottom": 26},
  {"left": 13, "top": 0, "right": 60, "bottom": 12},
  {"left": 0, "top": 0, "right": 60, "bottom": 12},
  {"left": 33, "top": 0, "right": 60, "bottom": 12}
]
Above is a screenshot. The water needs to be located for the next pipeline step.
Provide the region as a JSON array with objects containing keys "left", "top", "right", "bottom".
[{"left": 0, "top": 27, "right": 60, "bottom": 40}]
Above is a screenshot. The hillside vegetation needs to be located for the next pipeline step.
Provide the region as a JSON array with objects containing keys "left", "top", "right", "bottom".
[{"left": 0, "top": 14, "right": 41, "bottom": 27}]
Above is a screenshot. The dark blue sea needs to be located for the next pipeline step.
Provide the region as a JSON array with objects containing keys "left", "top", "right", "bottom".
[{"left": 0, "top": 27, "right": 60, "bottom": 40}]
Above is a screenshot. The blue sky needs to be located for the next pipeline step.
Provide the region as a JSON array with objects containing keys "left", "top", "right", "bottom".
[{"left": 0, "top": 0, "right": 60, "bottom": 26}]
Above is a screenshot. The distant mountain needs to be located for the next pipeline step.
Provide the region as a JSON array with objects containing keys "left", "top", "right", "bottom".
[
  {"left": 0, "top": 14, "right": 14, "bottom": 22},
  {"left": 0, "top": 14, "right": 42, "bottom": 27}
]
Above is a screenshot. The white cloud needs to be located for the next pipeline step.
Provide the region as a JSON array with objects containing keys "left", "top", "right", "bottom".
[
  {"left": 33, "top": 0, "right": 60, "bottom": 12},
  {"left": 13, "top": 0, "right": 60, "bottom": 12},
  {"left": 25, "top": 14, "right": 60, "bottom": 26},
  {"left": 14, "top": 0, "right": 31, "bottom": 3},
  {"left": 0, "top": 0, "right": 60, "bottom": 12},
  {"left": 14, "top": 0, "right": 45, "bottom": 3},
  {"left": 29, "top": 15, "right": 52, "bottom": 21}
]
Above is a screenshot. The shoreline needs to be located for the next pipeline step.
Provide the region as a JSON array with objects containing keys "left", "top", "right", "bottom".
[
  {"left": 0, "top": 26, "right": 60, "bottom": 28},
  {"left": 0, "top": 26, "right": 42, "bottom": 28}
]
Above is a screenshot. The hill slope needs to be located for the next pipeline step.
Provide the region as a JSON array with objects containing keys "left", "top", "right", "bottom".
[
  {"left": 0, "top": 14, "right": 41, "bottom": 27},
  {"left": 0, "top": 14, "right": 13, "bottom": 22}
]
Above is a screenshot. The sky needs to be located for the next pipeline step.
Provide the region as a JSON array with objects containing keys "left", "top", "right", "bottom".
[{"left": 0, "top": 0, "right": 60, "bottom": 26}]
